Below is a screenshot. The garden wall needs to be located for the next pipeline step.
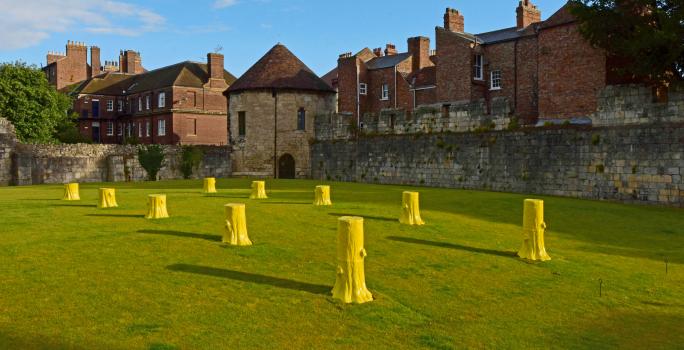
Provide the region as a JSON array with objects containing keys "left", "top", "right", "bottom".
[
  {"left": 0, "top": 118, "right": 231, "bottom": 186},
  {"left": 312, "top": 124, "right": 684, "bottom": 207}
]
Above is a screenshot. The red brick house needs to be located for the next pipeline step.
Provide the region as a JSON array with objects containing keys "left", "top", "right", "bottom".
[
  {"left": 70, "top": 53, "right": 236, "bottom": 145},
  {"left": 330, "top": 1, "right": 624, "bottom": 125}
]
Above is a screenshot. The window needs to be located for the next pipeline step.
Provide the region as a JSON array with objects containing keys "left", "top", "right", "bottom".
[
  {"left": 106, "top": 100, "right": 114, "bottom": 112},
  {"left": 381, "top": 84, "right": 389, "bottom": 100},
  {"left": 117, "top": 123, "right": 122, "bottom": 136},
  {"left": 92, "top": 100, "right": 100, "bottom": 118},
  {"left": 158, "top": 119, "right": 166, "bottom": 136},
  {"left": 359, "top": 83, "right": 368, "bottom": 95},
  {"left": 146, "top": 121, "right": 150, "bottom": 137},
  {"left": 474, "top": 54, "right": 483, "bottom": 80},
  {"left": 297, "top": 108, "right": 306, "bottom": 131},
  {"left": 490, "top": 70, "right": 502, "bottom": 90},
  {"left": 138, "top": 122, "right": 142, "bottom": 138},
  {"left": 138, "top": 97, "right": 142, "bottom": 112},
  {"left": 158, "top": 92, "right": 166, "bottom": 108},
  {"left": 238, "top": 111, "right": 246, "bottom": 137},
  {"left": 127, "top": 123, "right": 132, "bottom": 137},
  {"left": 106, "top": 122, "right": 114, "bottom": 136},
  {"left": 145, "top": 95, "right": 150, "bottom": 110},
  {"left": 117, "top": 100, "right": 123, "bottom": 112}
]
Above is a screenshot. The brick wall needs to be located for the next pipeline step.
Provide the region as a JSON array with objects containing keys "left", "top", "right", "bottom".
[{"left": 435, "top": 28, "right": 473, "bottom": 102}]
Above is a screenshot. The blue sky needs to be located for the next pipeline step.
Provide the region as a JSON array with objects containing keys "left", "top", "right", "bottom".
[{"left": 0, "top": 0, "right": 568, "bottom": 77}]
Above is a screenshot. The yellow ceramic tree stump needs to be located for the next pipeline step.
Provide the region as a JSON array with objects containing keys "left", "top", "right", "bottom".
[
  {"left": 399, "top": 191, "right": 425, "bottom": 225},
  {"left": 518, "top": 199, "right": 551, "bottom": 261},
  {"left": 224, "top": 203, "right": 252, "bottom": 246},
  {"left": 332, "top": 216, "right": 373, "bottom": 304},
  {"left": 203, "top": 177, "right": 217, "bottom": 194},
  {"left": 250, "top": 181, "right": 268, "bottom": 199},
  {"left": 314, "top": 185, "right": 332, "bottom": 206},
  {"left": 62, "top": 183, "right": 80, "bottom": 201},
  {"left": 146, "top": 194, "right": 169, "bottom": 219},
  {"left": 98, "top": 188, "right": 118, "bottom": 209}
]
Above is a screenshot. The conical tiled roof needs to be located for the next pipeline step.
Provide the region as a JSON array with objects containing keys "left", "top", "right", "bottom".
[{"left": 226, "top": 44, "right": 335, "bottom": 93}]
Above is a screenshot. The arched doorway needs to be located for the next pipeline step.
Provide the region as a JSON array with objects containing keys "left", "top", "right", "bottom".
[{"left": 278, "top": 154, "right": 295, "bottom": 179}]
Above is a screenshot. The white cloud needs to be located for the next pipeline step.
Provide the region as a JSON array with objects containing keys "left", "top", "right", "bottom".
[
  {"left": 213, "top": 0, "right": 238, "bottom": 9},
  {"left": 0, "top": 0, "right": 166, "bottom": 51}
]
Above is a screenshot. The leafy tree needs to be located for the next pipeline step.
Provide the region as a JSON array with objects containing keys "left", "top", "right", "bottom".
[
  {"left": 570, "top": 0, "right": 684, "bottom": 84},
  {"left": 0, "top": 62, "right": 74, "bottom": 143},
  {"left": 180, "top": 145, "right": 205, "bottom": 179},
  {"left": 138, "top": 144, "right": 165, "bottom": 181}
]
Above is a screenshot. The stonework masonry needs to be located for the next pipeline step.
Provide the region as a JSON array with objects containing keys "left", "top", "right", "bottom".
[
  {"left": 0, "top": 118, "right": 230, "bottom": 185},
  {"left": 312, "top": 125, "right": 684, "bottom": 207}
]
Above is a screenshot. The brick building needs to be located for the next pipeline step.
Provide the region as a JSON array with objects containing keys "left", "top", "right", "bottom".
[
  {"left": 330, "top": 1, "right": 623, "bottom": 125},
  {"left": 69, "top": 53, "right": 235, "bottom": 145},
  {"left": 224, "top": 44, "right": 336, "bottom": 178}
]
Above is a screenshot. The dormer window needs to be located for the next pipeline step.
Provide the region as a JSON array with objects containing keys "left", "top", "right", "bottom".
[{"left": 474, "top": 54, "right": 483, "bottom": 80}]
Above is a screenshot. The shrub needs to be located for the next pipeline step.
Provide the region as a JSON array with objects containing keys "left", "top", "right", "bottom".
[
  {"left": 138, "top": 144, "right": 165, "bottom": 181},
  {"left": 56, "top": 124, "right": 91, "bottom": 144},
  {"left": 180, "top": 146, "right": 204, "bottom": 179}
]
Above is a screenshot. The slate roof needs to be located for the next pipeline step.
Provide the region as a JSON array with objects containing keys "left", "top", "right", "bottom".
[
  {"left": 365, "top": 52, "right": 412, "bottom": 70},
  {"left": 321, "top": 67, "right": 338, "bottom": 89},
  {"left": 476, "top": 27, "right": 523, "bottom": 44},
  {"left": 72, "top": 61, "right": 236, "bottom": 96},
  {"left": 226, "top": 44, "right": 335, "bottom": 93}
]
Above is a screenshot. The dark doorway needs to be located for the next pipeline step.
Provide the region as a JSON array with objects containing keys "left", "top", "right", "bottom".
[
  {"left": 92, "top": 100, "right": 100, "bottom": 118},
  {"left": 278, "top": 154, "right": 295, "bottom": 179}
]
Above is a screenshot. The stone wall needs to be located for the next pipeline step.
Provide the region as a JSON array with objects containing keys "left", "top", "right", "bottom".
[
  {"left": 312, "top": 124, "right": 684, "bottom": 207},
  {"left": 0, "top": 118, "right": 231, "bottom": 186},
  {"left": 592, "top": 84, "right": 684, "bottom": 126}
]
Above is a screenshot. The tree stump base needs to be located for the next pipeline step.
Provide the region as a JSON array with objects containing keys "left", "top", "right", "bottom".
[
  {"left": 203, "top": 177, "right": 217, "bottom": 194},
  {"left": 518, "top": 199, "right": 551, "bottom": 261},
  {"left": 224, "top": 203, "right": 252, "bottom": 246},
  {"left": 399, "top": 191, "right": 425, "bottom": 225},
  {"left": 250, "top": 181, "right": 268, "bottom": 199},
  {"left": 98, "top": 188, "right": 118, "bottom": 209},
  {"left": 332, "top": 216, "right": 373, "bottom": 304},
  {"left": 146, "top": 194, "right": 169, "bottom": 219},
  {"left": 314, "top": 185, "right": 332, "bottom": 206},
  {"left": 62, "top": 183, "right": 80, "bottom": 201}
]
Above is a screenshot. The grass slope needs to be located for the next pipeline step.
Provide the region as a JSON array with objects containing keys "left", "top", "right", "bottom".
[{"left": 0, "top": 179, "right": 682, "bottom": 349}]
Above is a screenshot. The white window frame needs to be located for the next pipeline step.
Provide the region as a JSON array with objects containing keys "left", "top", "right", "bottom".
[
  {"left": 145, "top": 95, "right": 150, "bottom": 110},
  {"left": 158, "top": 92, "right": 166, "bottom": 108},
  {"left": 138, "top": 122, "right": 142, "bottom": 138},
  {"left": 359, "top": 83, "right": 368, "bottom": 95},
  {"left": 146, "top": 121, "right": 151, "bottom": 137},
  {"left": 106, "top": 100, "right": 114, "bottom": 112},
  {"left": 474, "top": 54, "right": 483, "bottom": 80},
  {"left": 381, "top": 84, "right": 389, "bottom": 100},
  {"left": 158, "top": 119, "right": 166, "bottom": 136},
  {"left": 138, "top": 97, "right": 142, "bottom": 112},
  {"left": 106, "top": 122, "right": 114, "bottom": 136},
  {"left": 117, "top": 123, "right": 122, "bottom": 136},
  {"left": 490, "top": 70, "right": 502, "bottom": 90}
]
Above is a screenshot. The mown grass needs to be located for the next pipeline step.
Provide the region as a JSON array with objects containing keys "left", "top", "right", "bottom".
[{"left": 0, "top": 179, "right": 682, "bottom": 349}]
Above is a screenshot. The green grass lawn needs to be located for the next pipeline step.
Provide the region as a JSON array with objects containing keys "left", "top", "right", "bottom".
[{"left": 0, "top": 179, "right": 683, "bottom": 349}]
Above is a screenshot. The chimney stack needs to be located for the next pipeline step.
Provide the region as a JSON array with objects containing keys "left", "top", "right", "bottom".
[
  {"left": 207, "top": 53, "right": 224, "bottom": 80},
  {"left": 373, "top": 48, "right": 383, "bottom": 57},
  {"left": 384, "top": 43, "right": 397, "bottom": 56},
  {"left": 407, "top": 37, "right": 432, "bottom": 72},
  {"left": 516, "top": 0, "right": 541, "bottom": 29},
  {"left": 90, "top": 46, "right": 101, "bottom": 77},
  {"left": 444, "top": 8, "right": 465, "bottom": 33},
  {"left": 119, "top": 50, "right": 143, "bottom": 74}
]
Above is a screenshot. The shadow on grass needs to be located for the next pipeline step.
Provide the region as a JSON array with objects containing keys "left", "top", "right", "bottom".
[
  {"left": 329, "top": 213, "right": 396, "bottom": 222},
  {"left": 387, "top": 236, "right": 517, "bottom": 258},
  {"left": 86, "top": 214, "right": 145, "bottom": 218},
  {"left": 139, "top": 230, "right": 221, "bottom": 242},
  {"left": 166, "top": 264, "right": 331, "bottom": 295},
  {"left": 52, "top": 204, "right": 97, "bottom": 208},
  {"left": 260, "top": 201, "right": 311, "bottom": 205}
]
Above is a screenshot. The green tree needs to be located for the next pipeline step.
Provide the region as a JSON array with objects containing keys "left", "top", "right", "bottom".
[
  {"left": 180, "top": 146, "right": 205, "bottom": 179},
  {"left": 138, "top": 144, "right": 165, "bottom": 181},
  {"left": 0, "top": 62, "right": 74, "bottom": 143},
  {"left": 570, "top": 0, "right": 684, "bottom": 84}
]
